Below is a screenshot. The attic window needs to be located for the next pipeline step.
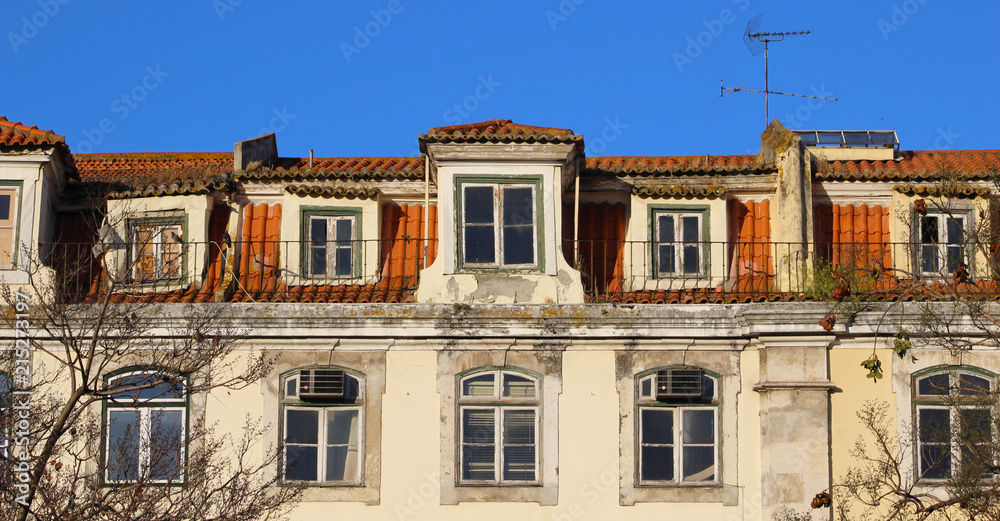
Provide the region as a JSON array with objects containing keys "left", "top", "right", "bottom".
[
  {"left": 129, "top": 219, "right": 184, "bottom": 283},
  {"left": 459, "top": 180, "right": 541, "bottom": 271}
]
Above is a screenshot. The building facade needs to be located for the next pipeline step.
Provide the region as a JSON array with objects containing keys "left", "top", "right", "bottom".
[{"left": 2, "top": 117, "right": 999, "bottom": 520}]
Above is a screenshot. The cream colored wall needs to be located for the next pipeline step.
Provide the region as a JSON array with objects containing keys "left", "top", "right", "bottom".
[
  {"left": 624, "top": 195, "right": 728, "bottom": 291},
  {"left": 889, "top": 192, "right": 991, "bottom": 278},
  {"left": 277, "top": 193, "right": 381, "bottom": 285},
  {"left": 0, "top": 153, "right": 51, "bottom": 285}
]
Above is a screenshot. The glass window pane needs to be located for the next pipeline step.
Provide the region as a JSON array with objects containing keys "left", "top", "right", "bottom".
[
  {"left": 502, "top": 445, "right": 535, "bottom": 481},
  {"left": 959, "top": 374, "right": 991, "bottom": 395},
  {"left": 683, "top": 245, "right": 699, "bottom": 274},
  {"left": 462, "top": 374, "right": 495, "bottom": 397},
  {"left": 107, "top": 410, "right": 140, "bottom": 482},
  {"left": 700, "top": 376, "right": 715, "bottom": 402},
  {"left": 681, "top": 216, "right": 699, "bottom": 242},
  {"left": 682, "top": 446, "right": 715, "bottom": 482},
  {"left": 311, "top": 219, "right": 327, "bottom": 244},
  {"left": 921, "top": 245, "right": 938, "bottom": 273},
  {"left": 947, "top": 217, "right": 964, "bottom": 244},
  {"left": 640, "top": 377, "right": 652, "bottom": 398},
  {"left": 326, "top": 445, "right": 360, "bottom": 482},
  {"left": 285, "top": 446, "right": 318, "bottom": 481},
  {"left": 946, "top": 246, "right": 964, "bottom": 272},
  {"left": 682, "top": 409, "right": 715, "bottom": 444},
  {"left": 0, "top": 195, "right": 10, "bottom": 220},
  {"left": 640, "top": 445, "right": 673, "bottom": 482},
  {"left": 464, "top": 225, "right": 495, "bottom": 264},
  {"left": 659, "top": 245, "right": 675, "bottom": 274},
  {"left": 641, "top": 408, "right": 674, "bottom": 445},
  {"left": 148, "top": 409, "right": 183, "bottom": 481},
  {"left": 464, "top": 187, "right": 495, "bottom": 225},
  {"left": 110, "top": 373, "right": 184, "bottom": 402},
  {"left": 502, "top": 187, "right": 533, "bottom": 225},
  {"left": 959, "top": 408, "right": 991, "bottom": 445},
  {"left": 462, "top": 409, "right": 495, "bottom": 444},
  {"left": 326, "top": 409, "right": 360, "bottom": 482},
  {"left": 327, "top": 409, "right": 359, "bottom": 445},
  {"left": 311, "top": 245, "right": 326, "bottom": 276},
  {"left": 921, "top": 215, "right": 938, "bottom": 244},
  {"left": 503, "top": 410, "right": 535, "bottom": 445},
  {"left": 335, "top": 247, "right": 352, "bottom": 276},
  {"left": 502, "top": 374, "right": 536, "bottom": 398},
  {"left": 918, "top": 408, "right": 950, "bottom": 444},
  {"left": 286, "top": 409, "right": 319, "bottom": 445},
  {"left": 462, "top": 445, "right": 495, "bottom": 481},
  {"left": 919, "top": 445, "right": 951, "bottom": 480},
  {"left": 335, "top": 219, "right": 352, "bottom": 242},
  {"left": 658, "top": 215, "right": 674, "bottom": 242},
  {"left": 286, "top": 377, "right": 297, "bottom": 398},
  {"left": 918, "top": 373, "right": 950, "bottom": 395},
  {"left": 502, "top": 226, "right": 534, "bottom": 265}
]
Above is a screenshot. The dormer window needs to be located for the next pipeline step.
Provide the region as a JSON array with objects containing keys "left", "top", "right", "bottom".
[
  {"left": 918, "top": 211, "right": 969, "bottom": 277},
  {"left": 459, "top": 179, "right": 541, "bottom": 270},
  {"left": 129, "top": 219, "right": 184, "bottom": 283},
  {"left": 301, "top": 207, "right": 361, "bottom": 281},
  {"left": 0, "top": 185, "right": 19, "bottom": 269}
]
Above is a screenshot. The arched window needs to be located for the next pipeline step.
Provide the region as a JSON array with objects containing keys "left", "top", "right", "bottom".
[
  {"left": 914, "top": 367, "right": 996, "bottom": 480},
  {"left": 103, "top": 370, "right": 187, "bottom": 484},
  {"left": 458, "top": 368, "right": 540, "bottom": 484},
  {"left": 280, "top": 367, "right": 363, "bottom": 485},
  {"left": 636, "top": 367, "right": 718, "bottom": 485}
]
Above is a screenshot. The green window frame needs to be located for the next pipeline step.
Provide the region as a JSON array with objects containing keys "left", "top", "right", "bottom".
[
  {"left": 101, "top": 368, "right": 188, "bottom": 485},
  {"left": 300, "top": 207, "right": 362, "bottom": 280},
  {"left": 126, "top": 216, "right": 188, "bottom": 284},
  {"left": 455, "top": 176, "right": 544, "bottom": 272},
  {"left": 635, "top": 367, "right": 720, "bottom": 486},
  {"left": 279, "top": 367, "right": 364, "bottom": 485},
  {"left": 649, "top": 205, "right": 710, "bottom": 279}
]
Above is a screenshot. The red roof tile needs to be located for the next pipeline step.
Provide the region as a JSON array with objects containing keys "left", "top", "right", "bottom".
[
  {"left": 75, "top": 152, "right": 233, "bottom": 182},
  {"left": 0, "top": 116, "right": 65, "bottom": 147},
  {"left": 586, "top": 155, "right": 768, "bottom": 175},
  {"left": 240, "top": 157, "right": 422, "bottom": 181},
  {"left": 817, "top": 150, "right": 1000, "bottom": 180},
  {"left": 419, "top": 119, "right": 583, "bottom": 149}
]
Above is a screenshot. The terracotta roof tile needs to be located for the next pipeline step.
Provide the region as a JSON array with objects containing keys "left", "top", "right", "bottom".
[
  {"left": 891, "top": 183, "right": 991, "bottom": 197},
  {"left": 285, "top": 184, "right": 379, "bottom": 198},
  {"left": 817, "top": 150, "right": 1000, "bottom": 180},
  {"left": 419, "top": 119, "right": 583, "bottom": 150},
  {"left": 631, "top": 185, "right": 726, "bottom": 198},
  {"left": 239, "top": 157, "right": 422, "bottom": 181},
  {"left": 75, "top": 152, "right": 233, "bottom": 183},
  {"left": 0, "top": 116, "right": 65, "bottom": 147},
  {"left": 585, "top": 155, "right": 769, "bottom": 175}
]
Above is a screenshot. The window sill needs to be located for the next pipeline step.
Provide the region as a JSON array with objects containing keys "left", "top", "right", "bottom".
[
  {"left": 620, "top": 483, "right": 738, "bottom": 506},
  {"left": 441, "top": 483, "right": 556, "bottom": 505},
  {"left": 297, "top": 484, "right": 379, "bottom": 505}
]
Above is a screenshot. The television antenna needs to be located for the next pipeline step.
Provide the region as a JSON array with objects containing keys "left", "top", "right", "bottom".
[{"left": 719, "top": 15, "right": 837, "bottom": 127}]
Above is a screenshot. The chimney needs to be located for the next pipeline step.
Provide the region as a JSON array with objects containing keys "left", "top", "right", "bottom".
[
  {"left": 234, "top": 133, "right": 278, "bottom": 171},
  {"left": 309, "top": 149, "right": 314, "bottom": 169}
]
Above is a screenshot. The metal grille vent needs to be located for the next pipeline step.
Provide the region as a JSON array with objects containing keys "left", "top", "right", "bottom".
[
  {"left": 299, "top": 369, "right": 346, "bottom": 401},
  {"left": 655, "top": 369, "right": 703, "bottom": 401}
]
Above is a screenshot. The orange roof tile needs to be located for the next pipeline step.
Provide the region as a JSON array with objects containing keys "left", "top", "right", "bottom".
[
  {"left": 239, "top": 157, "right": 422, "bottom": 181},
  {"left": 75, "top": 152, "right": 233, "bottom": 182},
  {"left": 817, "top": 150, "right": 1000, "bottom": 180},
  {"left": 585, "top": 155, "right": 769, "bottom": 175},
  {"left": 0, "top": 116, "right": 66, "bottom": 147},
  {"left": 419, "top": 119, "right": 583, "bottom": 150}
]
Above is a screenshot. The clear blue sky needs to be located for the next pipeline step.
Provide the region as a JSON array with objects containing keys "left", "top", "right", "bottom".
[{"left": 3, "top": 1, "right": 997, "bottom": 158}]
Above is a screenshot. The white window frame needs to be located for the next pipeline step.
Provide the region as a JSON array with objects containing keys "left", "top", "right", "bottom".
[
  {"left": 0, "top": 185, "right": 20, "bottom": 269},
  {"left": 104, "top": 371, "right": 187, "bottom": 485},
  {"left": 635, "top": 372, "right": 719, "bottom": 486},
  {"left": 652, "top": 210, "right": 706, "bottom": 278},
  {"left": 457, "top": 369, "right": 540, "bottom": 485},
  {"left": 917, "top": 211, "right": 970, "bottom": 277},
  {"left": 306, "top": 215, "right": 357, "bottom": 280},
  {"left": 129, "top": 221, "right": 184, "bottom": 283},
  {"left": 460, "top": 183, "right": 539, "bottom": 270},
  {"left": 280, "top": 370, "right": 365, "bottom": 486},
  {"left": 914, "top": 370, "right": 997, "bottom": 482}
]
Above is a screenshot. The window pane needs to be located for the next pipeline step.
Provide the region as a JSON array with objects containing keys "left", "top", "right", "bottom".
[
  {"left": 947, "top": 217, "right": 964, "bottom": 245},
  {"left": 921, "top": 245, "right": 938, "bottom": 273},
  {"left": 658, "top": 215, "right": 675, "bottom": 242},
  {"left": 285, "top": 446, "right": 318, "bottom": 481},
  {"left": 502, "top": 187, "right": 533, "bottom": 225},
  {"left": 682, "top": 245, "right": 699, "bottom": 274},
  {"left": 327, "top": 409, "right": 359, "bottom": 445},
  {"left": 641, "top": 408, "right": 674, "bottom": 445},
  {"left": 462, "top": 374, "right": 495, "bottom": 397},
  {"left": 464, "top": 225, "right": 495, "bottom": 264},
  {"left": 502, "top": 374, "right": 536, "bottom": 398},
  {"left": 959, "top": 374, "right": 991, "bottom": 396},
  {"left": 700, "top": 376, "right": 715, "bottom": 402},
  {"left": 640, "top": 377, "right": 652, "bottom": 398},
  {"left": 335, "top": 219, "right": 352, "bottom": 242},
  {"left": 462, "top": 445, "right": 495, "bottom": 481},
  {"left": 659, "top": 245, "right": 675, "bottom": 274},
  {"left": 148, "top": 410, "right": 183, "bottom": 481},
  {"left": 682, "top": 446, "right": 715, "bottom": 482},
  {"left": 918, "top": 373, "right": 950, "bottom": 395},
  {"left": 107, "top": 410, "right": 141, "bottom": 482},
  {"left": 682, "top": 409, "right": 715, "bottom": 444},
  {"left": 921, "top": 215, "right": 938, "bottom": 244},
  {"left": 919, "top": 408, "right": 950, "bottom": 444},
  {"left": 335, "top": 246, "right": 352, "bottom": 276},
  {"left": 464, "top": 187, "right": 495, "bottom": 224},
  {"left": 0, "top": 195, "right": 10, "bottom": 220},
  {"left": 286, "top": 377, "right": 297, "bottom": 398},
  {"left": 503, "top": 445, "right": 535, "bottom": 481},
  {"left": 946, "top": 246, "right": 964, "bottom": 273},
  {"left": 959, "top": 408, "right": 991, "bottom": 445},
  {"left": 640, "top": 445, "right": 673, "bottom": 482},
  {"left": 681, "top": 216, "right": 699, "bottom": 242},
  {"left": 502, "top": 225, "right": 534, "bottom": 265},
  {"left": 462, "top": 409, "right": 495, "bottom": 444},
  {"left": 311, "top": 246, "right": 327, "bottom": 276},
  {"left": 110, "top": 373, "right": 184, "bottom": 402},
  {"left": 503, "top": 410, "right": 535, "bottom": 445},
  {"left": 286, "top": 409, "right": 319, "bottom": 444},
  {"left": 919, "top": 445, "right": 951, "bottom": 480},
  {"left": 310, "top": 219, "right": 327, "bottom": 244},
  {"left": 326, "top": 409, "right": 360, "bottom": 482}
]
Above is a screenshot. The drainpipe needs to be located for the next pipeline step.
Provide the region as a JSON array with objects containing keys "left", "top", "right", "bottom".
[
  {"left": 423, "top": 154, "right": 430, "bottom": 268},
  {"left": 309, "top": 149, "right": 314, "bottom": 169}
]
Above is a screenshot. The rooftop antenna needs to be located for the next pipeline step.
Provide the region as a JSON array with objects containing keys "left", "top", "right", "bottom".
[{"left": 719, "top": 15, "right": 837, "bottom": 127}]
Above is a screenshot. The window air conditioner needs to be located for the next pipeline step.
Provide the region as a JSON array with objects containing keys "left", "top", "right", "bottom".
[
  {"left": 655, "top": 368, "right": 703, "bottom": 401},
  {"left": 299, "top": 369, "right": 346, "bottom": 401}
]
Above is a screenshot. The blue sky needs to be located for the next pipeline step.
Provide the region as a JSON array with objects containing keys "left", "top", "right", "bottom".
[{"left": 2, "top": 1, "right": 997, "bottom": 158}]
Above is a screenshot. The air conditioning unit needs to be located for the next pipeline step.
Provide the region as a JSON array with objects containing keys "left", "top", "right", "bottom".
[
  {"left": 299, "top": 369, "right": 346, "bottom": 401},
  {"left": 656, "top": 368, "right": 703, "bottom": 401}
]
